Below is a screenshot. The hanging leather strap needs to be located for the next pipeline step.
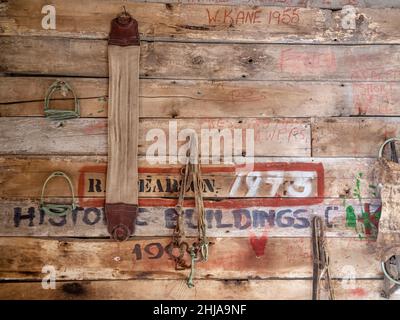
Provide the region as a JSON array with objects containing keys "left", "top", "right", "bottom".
[
  {"left": 105, "top": 10, "right": 140, "bottom": 241},
  {"left": 166, "top": 136, "right": 210, "bottom": 288}
]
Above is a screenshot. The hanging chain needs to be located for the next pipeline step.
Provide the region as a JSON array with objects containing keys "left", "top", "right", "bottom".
[
  {"left": 166, "top": 136, "right": 210, "bottom": 288},
  {"left": 312, "top": 216, "right": 335, "bottom": 300}
]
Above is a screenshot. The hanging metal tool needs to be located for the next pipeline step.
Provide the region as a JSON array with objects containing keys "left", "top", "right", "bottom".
[
  {"left": 44, "top": 80, "right": 80, "bottom": 120},
  {"left": 40, "top": 171, "right": 76, "bottom": 217},
  {"left": 165, "top": 136, "right": 210, "bottom": 288},
  {"left": 375, "top": 138, "right": 400, "bottom": 298},
  {"left": 311, "top": 216, "right": 335, "bottom": 300}
]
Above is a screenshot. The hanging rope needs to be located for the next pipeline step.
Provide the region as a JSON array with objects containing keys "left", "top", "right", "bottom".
[
  {"left": 40, "top": 171, "right": 76, "bottom": 217},
  {"left": 312, "top": 216, "right": 335, "bottom": 300},
  {"left": 166, "top": 136, "right": 210, "bottom": 288},
  {"left": 44, "top": 80, "right": 80, "bottom": 120}
]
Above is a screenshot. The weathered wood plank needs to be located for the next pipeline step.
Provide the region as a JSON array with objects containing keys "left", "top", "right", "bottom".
[
  {"left": 105, "top": 0, "right": 400, "bottom": 9},
  {"left": 0, "top": 117, "right": 310, "bottom": 156},
  {"left": 2, "top": 1, "right": 399, "bottom": 43},
  {"left": 0, "top": 156, "right": 382, "bottom": 237},
  {"left": 2, "top": 37, "right": 400, "bottom": 80},
  {"left": 2, "top": 77, "right": 400, "bottom": 118},
  {"left": 0, "top": 156, "right": 377, "bottom": 199},
  {"left": 0, "top": 196, "right": 380, "bottom": 237},
  {"left": 0, "top": 77, "right": 109, "bottom": 118},
  {"left": 0, "top": 279, "right": 390, "bottom": 300},
  {"left": 312, "top": 117, "right": 400, "bottom": 157},
  {"left": 3, "top": 117, "right": 400, "bottom": 157},
  {"left": 0, "top": 237, "right": 381, "bottom": 280}
]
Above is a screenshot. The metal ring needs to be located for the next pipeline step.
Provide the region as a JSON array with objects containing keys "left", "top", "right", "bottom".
[{"left": 378, "top": 138, "right": 400, "bottom": 158}]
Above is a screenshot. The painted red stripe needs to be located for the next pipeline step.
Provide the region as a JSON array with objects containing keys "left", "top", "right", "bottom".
[{"left": 78, "top": 162, "right": 325, "bottom": 208}]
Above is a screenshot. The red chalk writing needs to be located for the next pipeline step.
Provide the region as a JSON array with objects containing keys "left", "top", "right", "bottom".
[
  {"left": 279, "top": 48, "right": 337, "bottom": 75},
  {"left": 353, "top": 83, "right": 395, "bottom": 115},
  {"left": 206, "top": 8, "right": 300, "bottom": 26},
  {"left": 268, "top": 8, "right": 299, "bottom": 25}
]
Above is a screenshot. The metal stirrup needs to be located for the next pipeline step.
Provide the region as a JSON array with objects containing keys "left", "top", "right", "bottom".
[
  {"left": 378, "top": 138, "right": 400, "bottom": 158},
  {"left": 40, "top": 171, "right": 76, "bottom": 217},
  {"left": 44, "top": 80, "right": 80, "bottom": 120}
]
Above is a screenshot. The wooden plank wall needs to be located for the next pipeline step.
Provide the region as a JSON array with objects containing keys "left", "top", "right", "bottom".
[{"left": 0, "top": 0, "right": 399, "bottom": 300}]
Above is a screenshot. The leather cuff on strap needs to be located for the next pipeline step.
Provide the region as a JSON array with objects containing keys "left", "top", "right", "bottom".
[
  {"left": 105, "top": 203, "right": 138, "bottom": 241},
  {"left": 109, "top": 12, "right": 140, "bottom": 46}
]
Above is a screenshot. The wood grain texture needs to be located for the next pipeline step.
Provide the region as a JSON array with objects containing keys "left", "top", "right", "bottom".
[
  {"left": 0, "top": 237, "right": 381, "bottom": 280},
  {"left": 312, "top": 117, "right": 400, "bottom": 157},
  {"left": 2, "top": 77, "right": 400, "bottom": 118},
  {"left": 91, "top": 0, "right": 400, "bottom": 9},
  {"left": 2, "top": 117, "right": 399, "bottom": 157},
  {"left": 2, "top": 37, "right": 400, "bottom": 80},
  {"left": 0, "top": 156, "right": 377, "bottom": 199},
  {"left": 0, "top": 117, "right": 310, "bottom": 156},
  {"left": 0, "top": 0, "right": 398, "bottom": 302},
  {"left": 0, "top": 279, "right": 391, "bottom": 300},
  {"left": 0, "top": 197, "right": 380, "bottom": 237},
  {"left": 2, "top": 0, "right": 400, "bottom": 43}
]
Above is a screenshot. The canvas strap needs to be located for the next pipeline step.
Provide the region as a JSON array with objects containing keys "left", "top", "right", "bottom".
[{"left": 105, "top": 10, "right": 140, "bottom": 241}]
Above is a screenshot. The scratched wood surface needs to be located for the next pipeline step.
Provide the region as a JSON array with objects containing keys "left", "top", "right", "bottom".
[
  {"left": 2, "top": 117, "right": 400, "bottom": 157},
  {"left": 99, "top": 0, "right": 400, "bottom": 9},
  {"left": 2, "top": 1, "right": 400, "bottom": 44},
  {"left": 2, "top": 38, "right": 400, "bottom": 81},
  {"left": 0, "top": 117, "right": 310, "bottom": 156},
  {"left": 312, "top": 118, "right": 400, "bottom": 157},
  {"left": 2, "top": 77, "right": 400, "bottom": 118},
  {"left": 0, "top": 197, "right": 380, "bottom": 237},
  {"left": 0, "top": 237, "right": 381, "bottom": 280},
  {"left": 0, "top": 279, "right": 394, "bottom": 300},
  {"left": 1, "top": 0, "right": 399, "bottom": 300}
]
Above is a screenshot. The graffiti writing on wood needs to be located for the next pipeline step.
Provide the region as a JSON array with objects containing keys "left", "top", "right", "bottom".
[
  {"left": 12, "top": 205, "right": 342, "bottom": 231},
  {"left": 206, "top": 8, "right": 300, "bottom": 26},
  {"left": 353, "top": 83, "right": 395, "bottom": 115},
  {"left": 279, "top": 48, "right": 337, "bottom": 75}
]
